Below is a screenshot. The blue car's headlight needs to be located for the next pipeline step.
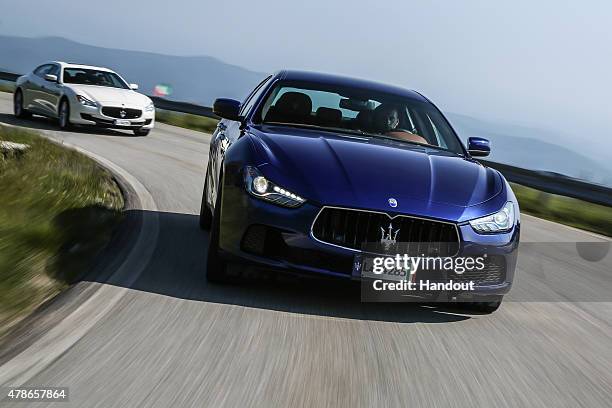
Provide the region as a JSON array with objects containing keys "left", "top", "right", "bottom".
[
  {"left": 243, "top": 166, "right": 305, "bottom": 208},
  {"left": 469, "top": 202, "right": 515, "bottom": 233}
]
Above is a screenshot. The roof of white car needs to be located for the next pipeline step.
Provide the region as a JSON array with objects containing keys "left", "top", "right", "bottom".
[{"left": 53, "top": 61, "right": 116, "bottom": 72}]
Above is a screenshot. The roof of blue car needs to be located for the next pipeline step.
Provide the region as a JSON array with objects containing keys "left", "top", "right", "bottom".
[{"left": 278, "top": 70, "right": 428, "bottom": 102}]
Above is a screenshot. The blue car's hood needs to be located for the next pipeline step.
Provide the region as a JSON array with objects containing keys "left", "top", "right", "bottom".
[{"left": 248, "top": 125, "right": 503, "bottom": 220}]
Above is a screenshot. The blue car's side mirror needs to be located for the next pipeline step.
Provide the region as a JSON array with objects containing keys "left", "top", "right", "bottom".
[
  {"left": 467, "top": 137, "right": 490, "bottom": 157},
  {"left": 213, "top": 98, "right": 241, "bottom": 121}
]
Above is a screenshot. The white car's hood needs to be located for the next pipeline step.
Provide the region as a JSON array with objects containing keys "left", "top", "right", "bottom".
[{"left": 67, "top": 84, "right": 150, "bottom": 106}]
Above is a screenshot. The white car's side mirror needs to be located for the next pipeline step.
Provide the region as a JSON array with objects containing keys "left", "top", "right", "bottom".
[
  {"left": 44, "top": 74, "right": 58, "bottom": 82},
  {"left": 129, "top": 83, "right": 139, "bottom": 90}
]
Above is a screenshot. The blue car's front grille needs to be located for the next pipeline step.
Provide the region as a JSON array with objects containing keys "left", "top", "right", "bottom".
[{"left": 312, "top": 207, "right": 459, "bottom": 256}]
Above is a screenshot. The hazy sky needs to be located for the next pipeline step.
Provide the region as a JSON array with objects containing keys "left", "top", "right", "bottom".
[{"left": 1, "top": 0, "right": 611, "bottom": 164}]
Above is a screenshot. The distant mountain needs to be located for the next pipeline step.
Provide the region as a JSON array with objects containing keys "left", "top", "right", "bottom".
[
  {"left": 0, "top": 35, "right": 266, "bottom": 105},
  {"left": 1, "top": 35, "right": 610, "bottom": 186},
  {"left": 446, "top": 113, "right": 612, "bottom": 186}
]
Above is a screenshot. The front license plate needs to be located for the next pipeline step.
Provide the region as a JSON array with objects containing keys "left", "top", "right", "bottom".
[
  {"left": 114, "top": 119, "right": 131, "bottom": 126},
  {"left": 355, "top": 255, "right": 413, "bottom": 282}
]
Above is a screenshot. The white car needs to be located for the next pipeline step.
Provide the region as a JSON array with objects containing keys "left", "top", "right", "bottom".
[{"left": 13, "top": 61, "right": 155, "bottom": 136}]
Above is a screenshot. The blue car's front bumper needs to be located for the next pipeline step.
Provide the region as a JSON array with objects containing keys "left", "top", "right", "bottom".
[{"left": 217, "top": 187, "right": 519, "bottom": 298}]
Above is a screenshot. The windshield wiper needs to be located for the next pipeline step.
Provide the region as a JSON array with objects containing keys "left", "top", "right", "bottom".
[
  {"left": 263, "top": 122, "right": 462, "bottom": 155},
  {"left": 264, "top": 122, "right": 371, "bottom": 139},
  {"left": 356, "top": 132, "right": 456, "bottom": 154}
]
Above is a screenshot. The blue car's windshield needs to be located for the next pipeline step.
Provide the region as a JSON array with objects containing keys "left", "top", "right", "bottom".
[{"left": 258, "top": 80, "right": 464, "bottom": 155}]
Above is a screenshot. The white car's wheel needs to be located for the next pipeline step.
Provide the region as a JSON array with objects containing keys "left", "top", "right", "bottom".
[
  {"left": 14, "top": 90, "right": 31, "bottom": 119},
  {"left": 58, "top": 99, "right": 72, "bottom": 130}
]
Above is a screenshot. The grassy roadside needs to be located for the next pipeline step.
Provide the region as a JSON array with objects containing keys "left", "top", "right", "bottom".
[
  {"left": 511, "top": 183, "right": 611, "bottom": 237},
  {"left": 0, "top": 81, "right": 15, "bottom": 93},
  {"left": 0, "top": 124, "right": 124, "bottom": 338},
  {"left": 155, "top": 109, "right": 218, "bottom": 133}
]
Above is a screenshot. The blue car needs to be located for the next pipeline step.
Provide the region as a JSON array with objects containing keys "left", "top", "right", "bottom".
[{"left": 200, "top": 70, "right": 520, "bottom": 312}]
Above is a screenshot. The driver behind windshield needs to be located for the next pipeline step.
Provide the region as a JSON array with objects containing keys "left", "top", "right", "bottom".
[
  {"left": 373, "top": 104, "right": 400, "bottom": 132},
  {"left": 372, "top": 104, "right": 428, "bottom": 144}
]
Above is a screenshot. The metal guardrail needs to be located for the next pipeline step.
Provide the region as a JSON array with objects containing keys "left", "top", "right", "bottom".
[
  {"left": 0, "top": 72, "right": 20, "bottom": 82},
  {"left": 150, "top": 96, "right": 218, "bottom": 118},
  {"left": 481, "top": 161, "right": 611, "bottom": 207},
  {"left": 2, "top": 71, "right": 610, "bottom": 206}
]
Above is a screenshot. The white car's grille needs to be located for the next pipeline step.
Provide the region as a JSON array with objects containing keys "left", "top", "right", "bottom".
[{"left": 102, "top": 107, "right": 142, "bottom": 119}]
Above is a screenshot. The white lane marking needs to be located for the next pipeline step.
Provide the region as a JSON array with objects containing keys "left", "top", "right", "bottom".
[{"left": 0, "top": 132, "right": 159, "bottom": 386}]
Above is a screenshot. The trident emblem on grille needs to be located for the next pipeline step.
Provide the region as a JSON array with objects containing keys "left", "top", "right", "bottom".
[
  {"left": 120, "top": 110, "right": 127, "bottom": 118},
  {"left": 380, "top": 223, "right": 400, "bottom": 249}
]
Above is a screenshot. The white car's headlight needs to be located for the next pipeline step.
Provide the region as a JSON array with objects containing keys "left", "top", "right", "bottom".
[
  {"left": 145, "top": 102, "right": 155, "bottom": 112},
  {"left": 77, "top": 95, "right": 97, "bottom": 108},
  {"left": 243, "top": 166, "right": 305, "bottom": 208},
  {"left": 469, "top": 202, "right": 515, "bottom": 233}
]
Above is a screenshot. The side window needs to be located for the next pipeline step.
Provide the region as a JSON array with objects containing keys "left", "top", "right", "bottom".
[
  {"left": 408, "top": 108, "right": 436, "bottom": 145},
  {"left": 33, "top": 64, "right": 52, "bottom": 77},
  {"left": 239, "top": 76, "right": 272, "bottom": 117},
  {"left": 404, "top": 107, "right": 417, "bottom": 133},
  {"left": 259, "top": 85, "right": 282, "bottom": 121},
  {"left": 47, "top": 65, "right": 60, "bottom": 77},
  {"left": 426, "top": 114, "right": 446, "bottom": 148}
]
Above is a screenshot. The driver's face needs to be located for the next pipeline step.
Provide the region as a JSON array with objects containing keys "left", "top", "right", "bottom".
[{"left": 384, "top": 109, "right": 399, "bottom": 131}]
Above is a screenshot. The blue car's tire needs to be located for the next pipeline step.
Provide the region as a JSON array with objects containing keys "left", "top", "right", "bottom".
[
  {"left": 463, "top": 297, "right": 503, "bottom": 314},
  {"left": 199, "top": 175, "right": 212, "bottom": 231},
  {"left": 205, "top": 184, "right": 228, "bottom": 283}
]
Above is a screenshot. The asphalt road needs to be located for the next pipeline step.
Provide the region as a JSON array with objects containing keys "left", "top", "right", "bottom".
[{"left": 0, "top": 92, "right": 610, "bottom": 408}]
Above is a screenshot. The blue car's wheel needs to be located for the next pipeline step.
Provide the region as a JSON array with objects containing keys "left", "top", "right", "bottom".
[
  {"left": 205, "top": 184, "right": 228, "bottom": 283},
  {"left": 464, "top": 297, "right": 503, "bottom": 314},
  {"left": 199, "top": 174, "right": 212, "bottom": 230}
]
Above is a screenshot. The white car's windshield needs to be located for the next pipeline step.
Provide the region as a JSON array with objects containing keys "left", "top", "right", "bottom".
[
  {"left": 63, "top": 68, "right": 129, "bottom": 89},
  {"left": 259, "top": 81, "right": 465, "bottom": 155}
]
